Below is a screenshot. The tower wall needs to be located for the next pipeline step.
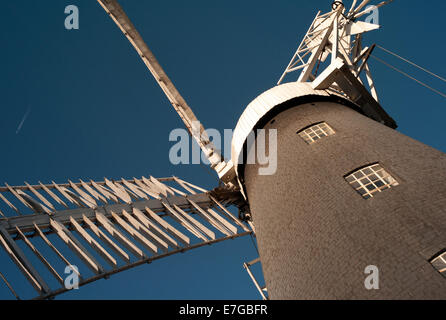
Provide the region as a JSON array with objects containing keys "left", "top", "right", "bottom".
[{"left": 244, "top": 101, "right": 446, "bottom": 299}]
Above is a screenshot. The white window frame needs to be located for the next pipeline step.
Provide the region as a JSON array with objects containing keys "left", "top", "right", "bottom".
[
  {"left": 297, "top": 122, "right": 335, "bottom": 144},
  {"left": 431, "top": 252, "right": 446, "bottom": 278},
  {"left": 345, "top": 164, "right": 399, "bottom": 199}
]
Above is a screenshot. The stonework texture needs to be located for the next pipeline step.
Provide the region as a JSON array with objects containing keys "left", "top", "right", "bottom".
[{"left": 244, "top": 101, "right": 446, "bottom": 299}]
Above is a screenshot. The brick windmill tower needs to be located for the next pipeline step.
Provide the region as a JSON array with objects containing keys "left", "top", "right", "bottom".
[{"left": 232, "top": 0, "right": 446, "bottom": 299}]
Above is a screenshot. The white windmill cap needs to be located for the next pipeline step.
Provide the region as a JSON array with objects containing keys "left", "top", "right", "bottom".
[{"left": 230, "top": 82, "right": 345, "bottom": 193}]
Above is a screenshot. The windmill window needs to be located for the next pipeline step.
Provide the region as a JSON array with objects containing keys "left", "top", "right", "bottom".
[
  {"left": 297, "top": 122, "right": 335, "bottom": 144},
  {"left": 431, "top": 251, "right": 446, "bottom": 278},
  {"left": 345, "top": 164, "right": 399, "bottom": 199}
]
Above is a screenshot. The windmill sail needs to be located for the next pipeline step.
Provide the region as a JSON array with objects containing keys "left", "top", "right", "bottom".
[
  {"left": 0, "top": 177, "right": 250, "bottom": 299},
  {"left": 97, "top": 0, "right": 237, "bottom": 186}
]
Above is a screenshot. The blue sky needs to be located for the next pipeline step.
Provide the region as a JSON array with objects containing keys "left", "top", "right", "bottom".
[{"left": 0, "top": 0, "right": 445, "bottom": 299}]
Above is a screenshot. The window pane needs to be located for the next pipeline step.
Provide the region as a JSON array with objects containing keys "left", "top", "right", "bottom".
[
  {"left": 346, "top": 175, "right": 355, "bottom": 183},
  {"left": 345, "top": 164, "right": 399, "bottom": 199},
  {"left": 384, "top": 176, "right": 395, "bottom": 185},
  {"left": 431, "top": 252, "right": 446, "bottom": 278},
  {"left": 297, "top": 122, "right": 335, "bottom": 144},
  {"left": 360, "top": 178, "right": 370, "bottom": 185},
  {"left": 376, "top": 170, "right": 385, "bottom": 178},
  {"left": 354, "top": 172, "right": 364, "bottom": 179},
  {"left": 351, "top": 182, "right": 361, "bottom": 189},
  {"left": 375, "top": 180, "right": 385, "bottom": 188}
]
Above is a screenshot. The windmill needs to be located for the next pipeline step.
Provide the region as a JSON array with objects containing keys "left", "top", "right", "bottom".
[{"left": 1, "top": 0, "right": 445, "bottom": 300}]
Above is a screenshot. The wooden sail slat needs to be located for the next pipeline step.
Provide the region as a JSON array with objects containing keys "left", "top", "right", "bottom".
[
  {"left": 187, "top": 199, "right": 233, "bottom": 236},
  {"left": 132, "top": 208, "right": 178, "bottom": 249},
  {"left": 15, "top": 226, "right": 64, "bottom": 285},
  {"left": 39, "top": 182, "right": 69, "bottom": 209},
  {"left": 82, "top": 215, "right": 130, "bottom": 263},
  {"left": 68, "top": 181, "right": 97, "bottom": 207},
  {"left": 0, "top": 270, "right": 20, "bottom": 300},
  {"left": 50, "top": 219, "right": 103, "bottom": 274},
  {"left": 133, "top": 178, "right": 161, "bottom": 199},
  {"left": 34, "top": 224, "right": 82, "bottom": 279},
  {"left": 79, "top": 180, "right": 108, "bottom": 204},
  {"left": 16, "top": 190, "right": 51, "bottom": 215},
  {"left": 69, "top": 217, "right": 117, "bottom": 267},
  {"left": 176, "top": 178, "right": 208, "bottom": 193},
  {"left": 206, "top": 208, "right": 238, "bottom": 234},
  {"left": 0, "top": 226, "right": 50, "bottom": 294},
  {"left": 210, "top": 196, "right": 250, "bottom": 232},
  {"left": 167, "top": 185, "right": 187, "bottom": 197},
  {"left": 150, "top": 176, "right": 175, "bottom": 196},
  {"left": 52, "top": 183, "right": 83, "bottom": 207},
  {"left": 173, "top": 204, "right": 215, "bottom": 240},
  {"left": 190, "top": 199, "right": 238, "bottom": 234},
  {"left": 0, "top": 192, "right": 21, "bottom": 215},
  {"left": 121, "top": 179, "right": 149, "bottom": 199},
  {"left": 0, "top": 232, "right": 44, "bottom": 294},
  {"left": 104, "top": 179, "right": 132, "bottom": 203},
  {"left": 63, "top": 188, "right": 94, "bottom": 209},
  {"left": 110, "top": 211, "right": 158, "bottom": 254},
  {"left": 173, "top": 177, "right": 196, "bottom": 194},
  {"left": 162, "top": 202, "right": 207, "bottom": 241},
  {"left": 5, "top": 183, "right": 36, "bottom": 213},
  {"left": 114, "top": 182, "right": 139, "bottom": 201},
  {"left": 95, "top": 211, "right": 146, "bottom": 259},
  {"left": 142, "top": 176, "right": 166, "bottom": 197},
  {"left": 25, "top": 182, "right": 56, "bottom": 211},
  {"left": 90, "top": 180, "right": 119, "bottom": 203},
  {"left": 144, "top": 207, "right": 190, "bottom": 245},
  {"left": 121, "top": 210, "right": 168, "bottom": 251}
]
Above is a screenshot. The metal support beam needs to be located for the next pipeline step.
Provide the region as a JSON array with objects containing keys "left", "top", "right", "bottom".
[{"left": 243, "top": 258, "right": 268, "bottom": 301}]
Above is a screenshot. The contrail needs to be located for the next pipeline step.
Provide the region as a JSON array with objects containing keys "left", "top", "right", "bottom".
[{"left": 16, "top": 107, "right": 31, "bottom": 134}]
